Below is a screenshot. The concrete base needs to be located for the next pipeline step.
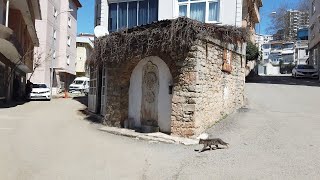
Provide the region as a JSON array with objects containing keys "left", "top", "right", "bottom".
[{"left": 98, "top": 126, "right": 198, "bottom": 145}]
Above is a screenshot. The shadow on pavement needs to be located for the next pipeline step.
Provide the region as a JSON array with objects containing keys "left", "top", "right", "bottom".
[
  {"left": 246, "top": 75, "right": 320, "bottom": 87},
  {"left": 0, "top": 100, "right": 29, "bottom": 109},
  {"left": 73, "top": 96, "right": 88, "bottom": 107},
  {"left": 78, "top": 108, "right": 102, "bottom": 124},
  {"left": 73, "top": 96, "right": 102, "bottom": 123}
]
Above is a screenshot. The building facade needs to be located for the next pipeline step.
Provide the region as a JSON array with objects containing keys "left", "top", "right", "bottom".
[
  {"left": 297, "top": 27, "right": 308, "bottom": 40},
  {"left": 308, "top": 0, "right": 320, "bottom": 76},
  {"left": 255, "top": 34, "right": 273, "bottom": 51},
  {"left": 95, "top": 0, "right": 247, "bottom": 33},
  {"left": 29, "top": 0, "right": 82, "bottom": 94},
  {"left": 295, "top": 40, "right": 309, "bottom": 65},
  {"left": 90, "top": 18, "right": 247, "bottom": 137},
  {"left": 76, "top": 33, "right": 94, "bottom": 77},
  {"left": 242, "top": 0, "right": 262, "bottom": 42},
  {"left": 0, "top": 0, "right": 41, "bottom": 101},
  {"left": 286, "top": 10, "right": 309, "bottom": 40}
]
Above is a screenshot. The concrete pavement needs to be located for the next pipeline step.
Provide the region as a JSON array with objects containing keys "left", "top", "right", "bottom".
[{"left": 1, "top": 79, "right": 320, "bottom": 179}]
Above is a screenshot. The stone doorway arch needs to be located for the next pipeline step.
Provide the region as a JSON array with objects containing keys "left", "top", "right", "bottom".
[{"left": 128, "top": 56, "right": 173, "bottom": 133}]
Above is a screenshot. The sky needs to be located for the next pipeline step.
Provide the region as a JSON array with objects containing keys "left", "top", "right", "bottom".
[
  {"left": 257, "top": 0, "right": 302, "bottom": 35},
  {"left": 77, "top": 0, "right": 95, "bottom": 34},
  {"left": 76, "top": 0, "right": 303, "bottom": 35}
]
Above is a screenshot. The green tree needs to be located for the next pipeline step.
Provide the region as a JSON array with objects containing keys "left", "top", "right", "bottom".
[{"left": 246, "top": 42, "right": 260, "bottom": 61}]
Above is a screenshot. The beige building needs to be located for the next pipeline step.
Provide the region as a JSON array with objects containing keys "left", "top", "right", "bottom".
[
  {"left": 242, "top": 0, "right": 263, "bottom": 42},
  {"left": 29, "top": 0, "right": 82, "bottom": 94},
  {"left": 76, "top": 33, "right": 94, "bottom": 77},
  {"left": 0, "top": 0, "right": 41, "bottom": 102}
]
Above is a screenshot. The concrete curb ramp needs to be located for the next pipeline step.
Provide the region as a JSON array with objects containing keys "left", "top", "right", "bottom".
[{"left": 98, "top": 126, "right": 198, "bottom": 145}]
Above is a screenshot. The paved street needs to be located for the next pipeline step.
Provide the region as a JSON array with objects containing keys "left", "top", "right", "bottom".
[{"left": 1, "top": 78, "right": 320, "bottom": 179}]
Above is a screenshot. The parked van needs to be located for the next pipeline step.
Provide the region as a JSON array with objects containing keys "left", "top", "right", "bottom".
[{"left": 69, "top": 77, "right": 90, "bottom": 94}]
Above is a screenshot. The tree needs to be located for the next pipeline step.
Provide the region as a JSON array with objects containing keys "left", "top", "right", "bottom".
[
  {"left": 4, "top": 48, "right": 53, "bottom": 100},
  {"left": 268, "top": 2, "right": 290, "bottom": 40},
  {"left": 246, "top": 41, "right": 260, "bottom": 61},
  {"left": 28, "top": 49, "right": 55, "bottom": 81},
  {"left": 297, "top": 0, "right": 309, "bottom": 12},
  {"left": 268, "top": 0, "right": 309, "bottom": 41}
]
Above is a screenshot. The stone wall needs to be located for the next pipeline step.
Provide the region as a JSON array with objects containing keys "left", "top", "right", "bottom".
[
  {"left": 171, "top": 39, "right": 246, "bottom": 137},
  {"left": 193, "top": 40, "right": 245, "bottom": 135},
  {"left": 101, "top": 39, "right": 245, "bottom": 137}
]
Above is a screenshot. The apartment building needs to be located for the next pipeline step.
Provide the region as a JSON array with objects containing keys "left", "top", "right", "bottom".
[
  {"left": 255, "top": 34, "right": 273, "bottom": 51},
  {"left": 0, "top": 0, "right": 41, "bottom": 101},
  {"left": 76, "top": 33, "right": 94, "bottom": 77},
  {"left": 242, "top": 0, "right": 262, "bottom": 42},
  {"left": 95, "top": 0, "right": 251, "bottom": 33},
  {"left": 29, "top": 0, "right": 82, "bottom": 94},
  {"left": 287, "top": 10, "right": 309, "bottom": 40},
  {"left": 309, "top": 0, "right": 320, "bottom": 75}
]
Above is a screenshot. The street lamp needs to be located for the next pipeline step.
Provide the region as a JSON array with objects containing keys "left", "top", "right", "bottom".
[{"left": 50, "top": 9, "right": 73, "bottom": 99}]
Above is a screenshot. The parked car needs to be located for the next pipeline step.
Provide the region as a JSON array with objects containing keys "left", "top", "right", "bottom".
[
  {"left": 292, "top": 65, "right": 319, "bottom": 78},
  {"left": 69, "top": 77, "right": 90, "bottom": 94},
  {"left": 29, "top": 83, "right": 51, "bottom": 100}
]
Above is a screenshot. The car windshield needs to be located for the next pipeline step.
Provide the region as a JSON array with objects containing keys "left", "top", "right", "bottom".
[
  {"left": 73, "top": 80, "right": 83, "bottom": 84},
  {"left": 33, "top": 84, "right": 47, "bottom": 88},
  {"left": 297, "top": 65, "right": 314, "bottom": 69}
]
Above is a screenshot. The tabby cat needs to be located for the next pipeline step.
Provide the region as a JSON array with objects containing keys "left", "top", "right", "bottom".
[{"left": 199, "top": 138, "right": 229, "bottom": 152}]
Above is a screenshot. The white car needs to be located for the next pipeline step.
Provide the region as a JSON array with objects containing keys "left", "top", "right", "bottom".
[
  {"left": 69, "top": 77, "right": 90, "bottom": 94},
  {"left": 292, "top": 65, "right": 319, "bottom": 78},
  {"left": 29, "top": 83, "right": 51, "bottom": 100}
]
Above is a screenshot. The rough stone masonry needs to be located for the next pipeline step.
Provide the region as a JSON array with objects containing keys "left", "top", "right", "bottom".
[{"left": 91, "top": 18, "right": 247, "bottom": 137}]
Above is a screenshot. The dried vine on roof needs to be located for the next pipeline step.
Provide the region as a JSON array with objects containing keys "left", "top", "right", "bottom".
[{"left": 90, "top": 17, "right": 248, "bottom": 65}]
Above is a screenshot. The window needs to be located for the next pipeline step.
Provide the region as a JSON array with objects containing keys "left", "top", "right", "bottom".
[
  {"left": 108, "top": 0, "right": 158, "bottom": 32},
  {"left": 208, "top": 1, "right": 219, "bottom": 21},
  {"left": 53, "top": 29, "right": 56, "bottom": 39},
  {"left": 68, "top": 17, "right": 71, "bottom": 27},
  {"left": 178, "top": 0, "right": 220, "bottom": 23},
  {"left": 179, "top": 5, "right": 187, "bottom": 17},
  {"left": 53, "top": 50, "right": 56, "bottom": 59},
  {"left": 312, "top": 0, "right": 316, "bottom": 16},
  {"left": 66, "top": 55, "right": 70, "bottom": 65},
  {"left": 67, "top": 36, "right": 71, "bottom": 46},
  {"left": 53, "top": 7, "right": 58, "bottom": 17}
]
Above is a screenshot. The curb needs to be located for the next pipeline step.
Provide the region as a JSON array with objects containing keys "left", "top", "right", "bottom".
[
  {"left": 81, "top": 108, "right": 198, "bottom": 145},
  {"left": 98, "top": 126, "right": 199, "bottom": 146}
]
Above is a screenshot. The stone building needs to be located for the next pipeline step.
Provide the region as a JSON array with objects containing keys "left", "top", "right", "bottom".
[{"left": 89, "top": 18, "right": 247, "bottom": 137}]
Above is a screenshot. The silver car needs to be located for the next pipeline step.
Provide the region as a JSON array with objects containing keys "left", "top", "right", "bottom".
[{"left": 292, "top": 65, "right": 319, "bottom": 78}]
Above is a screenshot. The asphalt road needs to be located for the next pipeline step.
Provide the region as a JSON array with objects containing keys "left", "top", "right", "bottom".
[{"left": 1, "top": 79, "right": 320, "bottom": 180}]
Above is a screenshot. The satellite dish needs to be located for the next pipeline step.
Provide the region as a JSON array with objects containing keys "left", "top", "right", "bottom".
[{"left": 94, "top": 26, "right": 109, "bottom": 38}]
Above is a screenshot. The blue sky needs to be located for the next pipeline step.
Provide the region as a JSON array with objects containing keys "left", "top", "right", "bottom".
[
  {"left": 77, "top": 0, "right": 94, "bottom": 34},
  {"left": 76, "top": 0, "right": 303, "bottom": 35}
]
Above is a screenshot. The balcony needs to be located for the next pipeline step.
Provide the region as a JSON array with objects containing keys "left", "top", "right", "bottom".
[
  {"left": 0, "top": 24, "right": 13, "bottom": 40},
  {"left": 0, "top": 24, "right": 21, "bottom": 63},
  {"left": 251, "top": 2, "right": 261, "bottom": 23}
]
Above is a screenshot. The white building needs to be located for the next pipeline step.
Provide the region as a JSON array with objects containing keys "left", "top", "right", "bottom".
[
  {"left": 29, "top": 0, "right": 82, "bottom": 94},
  {"left": 95, "top": 0, "right": 244, "bottom": 33},
  {"left": 76, "top": 34, "right": 94, "bottom": 77},
  {"left": 258, "top": 41, "right": 295, "bottom": 75},
  {"left": 261, "top": 43, "right": 271, "bottom": 62},
  {"left": 255, "top": 34, "right": 273, "bottom": 52},
  {"left": 295, "top": 40, "right": 309, "bottom": 65}
]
